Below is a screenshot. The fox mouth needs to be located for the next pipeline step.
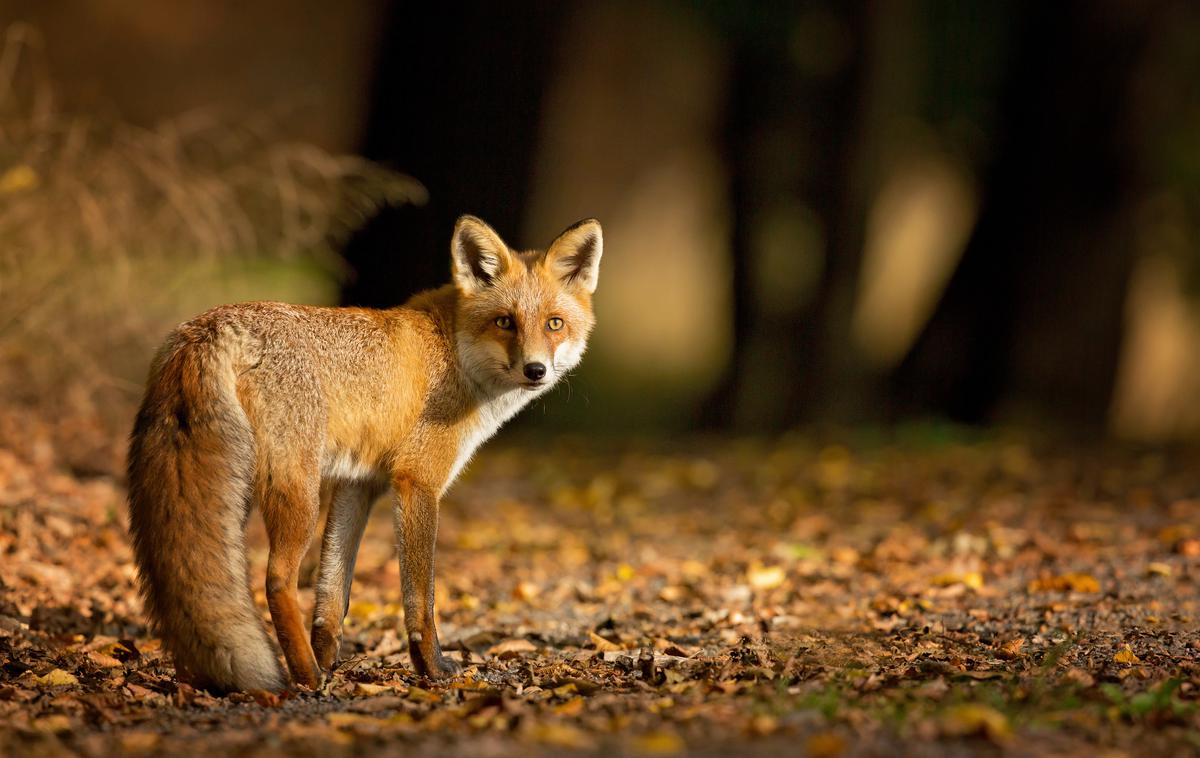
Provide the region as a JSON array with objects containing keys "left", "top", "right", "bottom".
[{"left": 519, "top": 380, "right": 545, "bottom": 390}]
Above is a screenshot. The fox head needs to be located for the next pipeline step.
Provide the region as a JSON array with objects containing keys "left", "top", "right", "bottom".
[{"left": 450, "top": 215, "right": 602, "bottom": 395}]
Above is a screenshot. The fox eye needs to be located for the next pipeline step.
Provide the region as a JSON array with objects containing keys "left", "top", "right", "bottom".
[
  {"left": 547, "top": 317, "right": 564, "bottom": 331},
  {"left": 495, "top": 315, "right": 514, "bottom": 330}
]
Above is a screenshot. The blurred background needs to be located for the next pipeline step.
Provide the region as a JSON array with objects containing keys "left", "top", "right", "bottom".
[{"left": 1, "top": 0, "right": 1199, "bottom": 474}]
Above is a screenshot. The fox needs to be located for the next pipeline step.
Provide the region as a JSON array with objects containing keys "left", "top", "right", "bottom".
[{"left": 127, "top": 215, "right": 602, "bottom": 693}]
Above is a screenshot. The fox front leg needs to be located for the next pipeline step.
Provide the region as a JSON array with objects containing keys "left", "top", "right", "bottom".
[{"left": 392, "top": 477, "right": 461, "bottom": 679}]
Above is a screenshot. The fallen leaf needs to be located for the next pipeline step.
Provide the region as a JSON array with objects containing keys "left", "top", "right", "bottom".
[
  {"left": 513, "top": 581, "right": 541, "bottom": 601},
  {"left": 631, "top": 730, "right": 685, "bottom": 755},
  {"left": 746, "top": 714, "right": 778, "bottom": 736},
  {"left": 747, "top": 564, "right": 786, "bottom": 590},
  {"left": 805, "top": 732, "right": 847, "bottom": 758},
  {"left": 34, "top": 669, "right": 78, "bottom": 688},
  {"left": 996, "top": 637, "right": 1025, "bottom": 659},
  {"left": 1028, "top": 573, "right": 1100, "bottom": 593},
  {"left": 932, "top": 571, "right": 984, "bottom": 589},
  {"left": 487, "top": 638, "right": 538, "bottom": 658},
  {"left": 528, "top": 723, "right": 591, "bottom": 749},
  {"left": 407, "top": 686, "right": 442, "bottom": 703},
  {"left": 554, "top": 696, "right": 585, "bottom": 716},
  {"left": 87, "top": 651, "right": 124, "bottom": 669},
  {"left": 31, "top": 714, "right": 73, "bottom": 733},
  {"left": 0, "top": 165, "right": 38, "bottom": 194},
  {"left": 1063, "top": 668, "right": 1095, "bottom": 688},
  {"left": 940, "top": 703, "right": 1011, "bottom": 742},
  {"left": 355, "top": 682, "right": 403, "bottom": 696},
  {"left": 589, "top": 631, "right": 623, "bottom": 652}
]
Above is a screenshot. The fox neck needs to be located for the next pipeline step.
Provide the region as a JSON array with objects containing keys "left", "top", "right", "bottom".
[{"left": 442, "top": 366, "right": 542, "bottom": 489}]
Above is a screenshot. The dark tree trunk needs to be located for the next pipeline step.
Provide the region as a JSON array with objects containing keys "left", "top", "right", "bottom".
[
  {"left": 892, "top": 0, "right": 1157, "bottom": 431},
  {"left": 340, "top": 2, "right": 566, "bottom": 308},
  {"left": 704, "top": 1, "right": 873, "bottom": 429}
]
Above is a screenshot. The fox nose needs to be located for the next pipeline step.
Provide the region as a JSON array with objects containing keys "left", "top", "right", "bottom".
[{"left": 523, "top": 362, "right": 547, "bottom": 381}]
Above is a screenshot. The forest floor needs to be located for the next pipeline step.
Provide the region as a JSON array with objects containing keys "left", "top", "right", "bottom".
[{"left": 3, "top": 430, "right": 1200, "bottom": 756}]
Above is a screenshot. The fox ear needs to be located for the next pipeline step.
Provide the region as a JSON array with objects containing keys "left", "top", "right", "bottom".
[
  {"left": 451, "top": 215, "right": 512, "bottom": 293},
  {"left": 545, "top": 218, "right": 603, "bottom": 294}
]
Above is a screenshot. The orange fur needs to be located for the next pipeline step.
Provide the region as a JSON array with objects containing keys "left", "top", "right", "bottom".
[{"left": 127, "top": 216, "right": 602, "bottom": 692}]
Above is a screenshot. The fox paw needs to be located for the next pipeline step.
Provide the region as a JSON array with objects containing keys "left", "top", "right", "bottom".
[
  {"left": 311, "top": 623, "right": 341, "bottom": 673},
  {"left": 412, "top": 649, "right": 462, "bottom": 680}
]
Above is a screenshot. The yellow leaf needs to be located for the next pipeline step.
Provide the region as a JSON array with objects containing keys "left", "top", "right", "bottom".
[
  {"left": 0, "top": 165, "right": 38, "bottom": 194},
  {"left": 932, "top": 572, "right": 984, "bottom": 589},
  {"left": 747, "top": 714, "right": 778, "bottom": 736},
  {"left": 680, "top": 560, "right": 708, "bottom": 578},
  {"left": 1113, "top": 647, "right": 1141, "bottom": 665},
  {"left": 1028, "top": 572, "right": 1100, "bottom": 593},
  {"left": 97, "top": 640, "right": 134, "bottom": 657},
  {"left": 528, "top": 723, "right": 591, "bottom": 749},
  {"left": 747, "top": 563, "right": 786, "bottom": 590},
  {"left": 552, "top": 682, "right": 578, "bottom": 698},
  {"left": 631, "top": 730, "right": 686, "bottom": 755},
  {"left": 616, "top": 563, "right": 636, "bottom": 582},
  {"left": 1147, "top": 562, "right": 1172, "bottom": 577},
  {"left": 940, "top": 703, "right": 1011, "bottom": 741},
  {"left": 407, "top": 686, "right": 442, "bottom": 703},
  {"left": 35, "top": 669, "right": 79, "bottom": 687},
  {"left": 554, "top": 696, "right": 585, "bottom": 716},
  {"left": 327, "top": 712, "right": 390, "bottom": 731},
  {"left": 347, "top": 600, "right": 381, "bottom": 620},
  {"left": 87, "top": 651, "right": 124, "bottom": 669}
]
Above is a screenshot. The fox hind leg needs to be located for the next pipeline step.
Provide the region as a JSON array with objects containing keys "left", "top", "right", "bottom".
[
  {"left": 311, "top": 479, "right": 381, "bottom": 672},
  {"left": 260, "top": 469, "right": 323, "bottom": 690}
]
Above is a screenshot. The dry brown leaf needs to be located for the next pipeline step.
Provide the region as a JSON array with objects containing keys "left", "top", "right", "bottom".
[
  {"left": 589, "top": 631, "right": 623, "bottom": 652},
  {"left": 631, "top": 730, "right": 686, "bottom": 755},
  {"left": 487, "top": 638, "right": 538, "bottom": 658},
  {"left": 527, "top": 723, "right": 591, "bottom": 749},
  {"left": 1028, "top": 573, "right": 1100, "bottom": 593},
  {"left": 87, "top": 651, "right": 124, "bottom": 669},
  {"left": 806, "top": 732, "right": 847, "bottom": 758}
]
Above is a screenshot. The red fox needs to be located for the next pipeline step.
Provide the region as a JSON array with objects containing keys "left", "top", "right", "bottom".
[{"left": 127, "top": 216, "right": 602, "bottom": 693}]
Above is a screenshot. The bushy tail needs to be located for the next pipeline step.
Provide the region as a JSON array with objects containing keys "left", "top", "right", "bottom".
[{"left": 127, "top": 325, "right": 285, "bottom": 693}]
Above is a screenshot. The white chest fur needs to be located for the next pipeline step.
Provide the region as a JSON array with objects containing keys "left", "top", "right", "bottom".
[{"left": 444, "top": 389, "right": 536, "bottom": 491}]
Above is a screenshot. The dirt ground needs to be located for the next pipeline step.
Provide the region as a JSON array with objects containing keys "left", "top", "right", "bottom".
[{"left": 3, "top": 432, "right": 1200, "bottom": 756}]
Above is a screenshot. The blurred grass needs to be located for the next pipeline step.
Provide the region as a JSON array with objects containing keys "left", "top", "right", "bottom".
[{"left": 0, "top": 24, "right": 423, "bottom": 472}]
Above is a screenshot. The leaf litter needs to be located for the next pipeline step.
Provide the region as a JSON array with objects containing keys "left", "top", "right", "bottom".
[{"left": 2, "top": 434, "right": 1200, "bottom": 755}]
